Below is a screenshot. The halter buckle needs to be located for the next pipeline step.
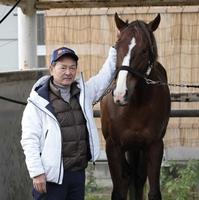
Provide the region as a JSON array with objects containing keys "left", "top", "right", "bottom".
[{"left": 145, "top": 63, "right": 153, "bottom": 76}]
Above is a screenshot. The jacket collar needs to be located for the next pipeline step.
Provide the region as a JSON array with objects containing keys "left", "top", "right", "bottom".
[
  {"left": 29, "top": 76, "right": 55, "bottom": 115},
  {"left": 49, "top": 79, "right": 80, "bottom": 99},
  {"left": 29, "top": 75, "right": 83, "bottom": 116},
  {"left": 49, "top": 79, "right": 61, "bottom": 99},
  {"left": 70, "top": 81, "right": 80, "bottom": 97}
]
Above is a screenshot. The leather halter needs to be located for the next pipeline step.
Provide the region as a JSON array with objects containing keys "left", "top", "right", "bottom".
[{"left": 115, "top": 65, "right": 150, "bottom": 80}]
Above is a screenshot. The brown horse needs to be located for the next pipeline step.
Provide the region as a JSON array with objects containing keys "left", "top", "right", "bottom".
[{"left": 100, "top": 13, "right": 171, "bottom": 200}]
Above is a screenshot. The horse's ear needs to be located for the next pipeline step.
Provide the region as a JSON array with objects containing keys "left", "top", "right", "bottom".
[
  {"left": 115, "top": 13, "right": 128, "bottom": 32},
  {"left": 148, "top": 14, "right": 161, "bottom": 32}
]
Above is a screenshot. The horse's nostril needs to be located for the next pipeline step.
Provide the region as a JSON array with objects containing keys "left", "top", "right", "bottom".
[
  {"left": 116, "top": 99, "right": 120, "bottom": 104},
  {"left": 112, "top": 90, "right": 115, "bottom": 97}
]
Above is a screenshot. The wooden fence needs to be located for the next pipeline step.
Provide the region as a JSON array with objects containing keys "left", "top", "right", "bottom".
[{"left": 45, "top": 6, "right": 199, "bottom": 159}]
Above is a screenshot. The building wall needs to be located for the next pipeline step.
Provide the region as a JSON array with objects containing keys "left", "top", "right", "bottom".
[
  {"left": 0, "top": 6, "right": 46, "bottom": 71},
  {"left": 0, "top": 69, "right": 48, "bottom": 200},
  {"left": 0, "top": 5, "right": 18, "bottom": 71}
]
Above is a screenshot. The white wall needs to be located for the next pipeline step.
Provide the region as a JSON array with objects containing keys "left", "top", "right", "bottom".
[
  {"left": 0, "top": 5, "right": 18, "bottom": 71},
  {"left": 0, "top": 6, "right": 46, "bottom": 71}
]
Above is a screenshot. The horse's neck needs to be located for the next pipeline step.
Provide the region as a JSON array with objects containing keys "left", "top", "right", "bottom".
[{"left": 129, "top": 79, "right": 154, "bottom": 106}]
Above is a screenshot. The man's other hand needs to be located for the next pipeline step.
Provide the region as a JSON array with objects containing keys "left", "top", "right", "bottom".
[{"left": 33, "top": 174, "right": 47, "bottom": 193}]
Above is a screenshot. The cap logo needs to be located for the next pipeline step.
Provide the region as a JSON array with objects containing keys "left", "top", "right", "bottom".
[{"left": 57, "top": 49, "right": 63, "bottom": 55}]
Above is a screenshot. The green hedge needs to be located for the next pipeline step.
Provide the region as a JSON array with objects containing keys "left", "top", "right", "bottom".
[
  {"left": 161, "top": 160, "right": 199, "bottom": 200},
  {"left": 85, "top": 160, "right": 199, "bottom": 200}
]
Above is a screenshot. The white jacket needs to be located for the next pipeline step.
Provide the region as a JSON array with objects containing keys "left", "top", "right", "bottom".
[{"left": 21, "top": 47, "right": 116, "bottom": 184}]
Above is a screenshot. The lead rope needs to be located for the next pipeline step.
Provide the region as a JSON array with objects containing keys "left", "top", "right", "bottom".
[
  {"left": 92, "top": 72, "right": 117, "bottom": 106},
  {"left": 0, "top": 95, "right": 27, "bottom": 105},
  {"left": 93, "top": 71, "right": 199, "bottom": 106},
  {"left": 144, "top": 77, "right": 199, "bottom": 88},
  {"left": 0, "top": 73, "right": 198, "bottom": 107}
]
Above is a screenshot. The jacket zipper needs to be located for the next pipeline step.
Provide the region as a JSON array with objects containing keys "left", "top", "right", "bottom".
[
  {"left": 81, "top": 73, "right": 95, "bottom": 162},
  {"left": 45, "top": 129, "right": 48, "bottom": 139},
  {"left": 29, "top": 100, "right": 63, "bottom": 184},
  {"left": 57, "top": 148, "right": 62, "bottom": 184}
]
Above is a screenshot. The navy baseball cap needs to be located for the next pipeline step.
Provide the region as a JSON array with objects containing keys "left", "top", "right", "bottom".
[{"left": 51, "top": 47, "right": 78, "bottom": 64}]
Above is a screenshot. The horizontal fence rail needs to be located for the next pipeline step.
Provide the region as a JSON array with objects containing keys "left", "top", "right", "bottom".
[
  {"left": 170, "top": 93, "right": 199, "bottom": 102},
  {"left": 170, "top": 110, "right": 199, "bottom": 117},
  {"left": 93, "top": 93, "right": 199, "bottom": 118},
  {"left": 93, "top": 110, "right": 199, "bottom": 118}
]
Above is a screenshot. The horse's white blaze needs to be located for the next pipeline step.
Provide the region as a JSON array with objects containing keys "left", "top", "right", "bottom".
[
  {"left": 113, "top": 70, "right": 128, "bottom": 100},
  {"left": 114, "top": 37, "right": 136, "bottom": 104},
  {"left": 122, "top": 37, "right": 136, "bottom": 66}
]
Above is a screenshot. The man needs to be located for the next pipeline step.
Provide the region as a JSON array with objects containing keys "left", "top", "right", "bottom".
[{"left": 21, "top": 46, "right": 116, "bottom": 200}]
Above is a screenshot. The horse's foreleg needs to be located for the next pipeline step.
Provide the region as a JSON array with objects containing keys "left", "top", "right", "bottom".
[
  {"left": 147, "top": 139, "right": 163, "bottom": 200},
  {"left": 106, "top": 137, "right": 129, "bottom": 200},
  {"left": 127, "top": 149, "right": 147, "bottom": 200}
]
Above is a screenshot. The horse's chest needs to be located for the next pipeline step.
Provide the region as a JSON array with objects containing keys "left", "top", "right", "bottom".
[
  {"left": 106, "top": 100, "right": 167, "bottom": 146},
  {"left": 109, "top": 114, "right": 158, "bottom": 146},
  {"left": 113, "top": 122, "right": 149, "bottom": 137}
]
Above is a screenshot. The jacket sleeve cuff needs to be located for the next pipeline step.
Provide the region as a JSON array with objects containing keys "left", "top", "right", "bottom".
[
  {"left": 108, "top": 46, "right": 117, "bottom": 60},
  {"left": 29, "top": 169, "right": 45, "bottom": 179}
]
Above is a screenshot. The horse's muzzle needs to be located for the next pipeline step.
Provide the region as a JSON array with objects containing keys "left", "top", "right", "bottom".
[{"left": 113, "top": 89, "right": 128, "bottom": 106}]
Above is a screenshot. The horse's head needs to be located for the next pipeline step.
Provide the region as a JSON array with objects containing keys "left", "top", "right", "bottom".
[{"left": 113, "top": 13, "right": 160, "bottom": 106}]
